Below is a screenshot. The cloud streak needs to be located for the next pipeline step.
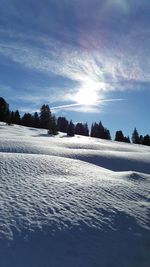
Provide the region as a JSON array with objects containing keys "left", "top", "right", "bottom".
[
  {"left": 0, "top": 0, "right": 150, "bottom": 113},
  {"left": 51, "top": 98, "right": 124, "bottom": 112},
  {"left": 0, "top": 33, "right": 149, "bottom": 86}
]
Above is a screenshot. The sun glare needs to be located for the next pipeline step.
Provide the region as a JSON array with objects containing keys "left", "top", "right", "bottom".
[
  {"left": 74, "top": 88, "right": 98, "bottom": 105},
  {"left": 74, "top": 79, "right": 102, "bottom": 106}
]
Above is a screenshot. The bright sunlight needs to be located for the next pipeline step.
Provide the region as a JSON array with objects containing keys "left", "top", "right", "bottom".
[
  {"left": 73, "top": 79, "right": 104, "bottom": 106},
  {"left": 74, "top": 88, "right": 98, "bottom": 105}
]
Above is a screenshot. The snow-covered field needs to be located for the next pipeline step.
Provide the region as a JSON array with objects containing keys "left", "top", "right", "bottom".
[{"left": 0, "top": 122, "right": 150, "bottom": 267}]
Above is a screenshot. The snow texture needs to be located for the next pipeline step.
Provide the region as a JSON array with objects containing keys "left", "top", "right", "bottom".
[{"left": 0, "top": 122, "right": 150, "bottom": 267}]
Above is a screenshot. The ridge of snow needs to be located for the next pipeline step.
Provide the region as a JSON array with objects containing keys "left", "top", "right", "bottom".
[{"left": 0, "top": 122, "right": 150, "bottom": 267}]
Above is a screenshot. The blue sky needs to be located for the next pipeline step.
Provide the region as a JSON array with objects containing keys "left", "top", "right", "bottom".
[{"left": 0, "top": 0, "right": 150, "bottom": 136}]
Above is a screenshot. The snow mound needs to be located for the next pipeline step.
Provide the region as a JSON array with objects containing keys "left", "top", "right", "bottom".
[
  {"left": 0, "top": 123, "right": 150, "bottom": 267},
  {"left": 0, "top": 123, "right": 150, "bottom": 174}
]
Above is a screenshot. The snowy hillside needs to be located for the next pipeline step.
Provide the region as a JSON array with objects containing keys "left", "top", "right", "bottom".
[{"left": 0, "top": 122, "right": 150, "bottom": 267}]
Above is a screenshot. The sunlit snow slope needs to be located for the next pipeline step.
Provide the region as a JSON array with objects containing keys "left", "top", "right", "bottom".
[{"left": 0, "top": 122, "right": 150, "bottom": 267}]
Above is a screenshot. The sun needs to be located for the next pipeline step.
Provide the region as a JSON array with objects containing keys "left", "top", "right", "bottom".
[
  {"left": 74, "top": 79, "right": 100, "bottom": 106},
  {"left": 74, "top": 88, "right": 98, "bottom": 105}
]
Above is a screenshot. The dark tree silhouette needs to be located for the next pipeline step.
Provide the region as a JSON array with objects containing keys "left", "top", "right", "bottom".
[
  {"left": 132, "top": 128, "right": 140, "bottom": 144},
  {"left": 48, "top": 115, "right": 58, "bottom": 135},
  {"left": 115, "top": 130, "right": 130, "bottom": 143},
  {"left": 104, "top": 128, "right": 111, "bottom": 140},
  {"left": 0, "top": 97, "right": 10, "bottom": 122},
  {"left": 90, "top": 123, "right": 94, "bottom": 137},
  {"left": 90, "top": 121, "right": 111, "bottom": 140},
  {"left": 21, "top": 113, "right": 34, "bottom": 127},
  {"left": 40, "top": 104, "right": 52, "bottom": 129},
  {"left": 115, "top": 130, "right": 124, "bottom": 142},
  {"left": 139, "top": 135, "right": 144, "bottom": 144},
  {"left": 74, "top": 122, "right": 89, "bottom": 136},
  {"left": 90, "top": 122, "right": 99, "bottom": 138},
  {"left": 33, "top": 112, "right": 40, "bottom": 128},
  {"left": 67, "top": 120, "right": 75, "bottom": 136},
  {"left": 123, "top": 136, "right": 131, "bottom": 143},
  {"left": 84, "top": 123, "right": 89, "bottom": 136},
  {"left": 57, "top": 117, "right": 68, "bottom": 133},
  {"left": 10, "top": 111, "right": 15, "bottom": 124},
  {"left": 98, "top": 121, "right": 105, "bottom": 139},
  {"left": 75, "top": 123, "right": 85, "bottom": 136},
  {"left": 14, "top": 110, "right": 21, "bottom": 125},
  {"left": 143, "top": 135, "right": 150, "bottom": 146}
]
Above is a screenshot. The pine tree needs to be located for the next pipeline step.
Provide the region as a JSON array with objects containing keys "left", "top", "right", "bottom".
[
  {"left": 99, "top": 121, "right": 105, "bottom": 139},
  {"left": 123, "top": 136, "right": 131, "bottom": 143},
  {"left": 33, "top": 112, "right": 40, "bottom": 128},
  {"left": 91, "top": 122, "right": 100, "bottom": 138},
  {"left": 84, "top": 123, "right": 89, "bottom": 136},
  {"left": 6, "top": 110, "right": 11, "bottom": 124},
  {"left": 75, "top": 123, "right": 85, "bottom": 136},
  {"left": 132, "top": 128, "right": 140, "bottom": 144},
  {"left": 21, "top": 113, "right": 34, "bottom": 127},
  {"left": 143, "top": 135, "right": 150, "bottom": 146},
  {"left": 0, "top": 97, "right": 10, "bottom": 122},
  {"left": 139, "top": 135, "right": 144, "bottom": 144},
  {"left": 57, "top": 117, "right": 68, "bottom": 133},
  {"left": 115, "top": 130, "right": 124, "bottom": 142},
  {"left": 10, "top": 111, "right": 15, "bottom": 124},
  {"left": 104, "top": 128, "right": 111, "bottom": 140},
  {"left": 90, "top": 123, "right": 94, "bottom": 137},
  {"left": 67, "top": 120, "right": 75, "bottom": 136},
  {"left": 48, "top": 115, "right": 58, "bottom": 135},
  {"left": 14, "top": 110, "right": 21, "bottom": 125},
  {"left": 40, "top": 104, "right": 52, "bottom": 129}
]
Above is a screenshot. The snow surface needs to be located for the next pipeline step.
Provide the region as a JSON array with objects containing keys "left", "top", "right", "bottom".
[{"left": 0, "top": 122, "right": 150, "bottom": 267}]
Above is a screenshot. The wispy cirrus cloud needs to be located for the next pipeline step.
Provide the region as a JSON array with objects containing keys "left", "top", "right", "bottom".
[
  {"left": 0, "top": 0, "right": 150, "bottom": 113},
  {"left": 0, "top": 33, "right": 149, "bottom": 90}
]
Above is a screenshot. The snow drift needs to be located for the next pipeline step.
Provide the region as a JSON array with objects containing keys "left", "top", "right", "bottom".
[{"left": 0, "top": 122, "right": 150, "bottom": 267}]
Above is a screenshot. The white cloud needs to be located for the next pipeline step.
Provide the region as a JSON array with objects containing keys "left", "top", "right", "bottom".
[
  {"left": 0, "top": 26, "right": 150, "bottom": 113},
  {"left": 0, "top": 32, "right": 149, "bottom": 88},
  {"left": 51, "top": 98, "right": 124, "bottom": 113},
  {"left": 51, "top": 102, "right": 101, "bottom": 113}
]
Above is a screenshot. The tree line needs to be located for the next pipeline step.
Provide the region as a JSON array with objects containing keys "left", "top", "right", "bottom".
[{"left": 0, "top": 97, "right": 150, "bottom": 146}]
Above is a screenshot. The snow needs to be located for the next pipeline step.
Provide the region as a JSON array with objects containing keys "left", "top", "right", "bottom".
[{"left": 0, "top": 122, "right": 150, "bottom": 267}]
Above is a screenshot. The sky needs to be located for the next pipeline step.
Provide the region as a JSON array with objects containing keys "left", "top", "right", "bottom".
[{"left": 0, "top": 0, "right": 150, "bottom": 137}]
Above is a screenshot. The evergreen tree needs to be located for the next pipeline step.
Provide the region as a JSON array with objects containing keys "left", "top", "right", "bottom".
[
  {"left": 48, "top": 115, "right": 58, "bottom": 135},
  {"left": 90, "top": 122, "right": 100, "bottom": 138},
  {"left": 6, "top": 110, "right": 11, "bottom": 124},
  {"left": 67, "top": 120, "right": 75, "bottom": 136},
  {"left": 14, "top": 110, "right": 21, "bottom": 125},
  {"left": 75, "top": 123, "right": 85, "bottom": 136},
  {"left": 57, "top": 117, "right": 68, "bottom": 133},
  {"left": 84, "top": 123, "right": 89, "bottom": 136},
  {"left": 139, "top": 135, "right": 144, "bottom": 144},
  {"left": 123, "top": 136, "right": 131, "bottom": 143},
  {"left": 10, "top": 111, "right": 15, "bottom": 124},
  {"left": 33, "top": 112, "right": 40, "bottom": 128},
  {"left": 90, "top": 121, "right": 111, "bottom": 140},
  {"left": 132, "top": 128, "right": 140, "bottom": 144},
  {"left": 143, "top": 135, "right": 150, "bottom": 146},
  {"left": 99, "top": 121, "right": 105, "bottom": 139},
  {"left": 90, "top": 123, "right": 94, "bottom": 137},
  {"left": 104, "top": 128, "right": 111, "bottom": 140},
  {"left": 74, "top": 122, "right": 89, "bottom": 136},
  {"left": 0, "top": 97, "right": 10, "bottom": 122},
  {"left": 21, "top": 113, "right": 34, "bottom": 127},
  {"left": 40, "top": 104, "right": 52, "bottom": 129},
  {"left": 115, "top": 130, "right": 124, "bottom": 142}
]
